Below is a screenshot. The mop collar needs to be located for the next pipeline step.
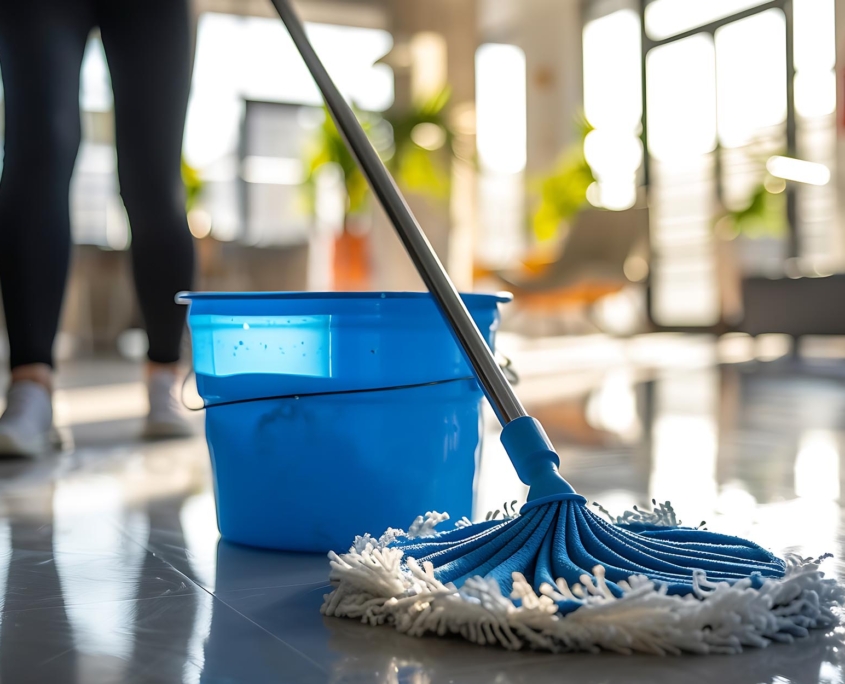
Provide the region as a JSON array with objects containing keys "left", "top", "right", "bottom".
[{"left": 520, "top": 493, "right": 588, "bottom": 513}]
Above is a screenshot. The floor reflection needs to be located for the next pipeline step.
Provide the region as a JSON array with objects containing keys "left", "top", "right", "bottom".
[
  {"left": 131, "top": 495, "right": 199, "bottom": 684},
  {"left": 0, "top": 487, "right": 78, "bottom": 683},
  {"left": 0, "top": 351, "right": 844, "bottom": 682},
  {"left": 528, "top": 364, "right": 845, "bottom": 577}
]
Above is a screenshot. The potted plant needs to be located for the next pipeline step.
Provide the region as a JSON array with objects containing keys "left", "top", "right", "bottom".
[
  {"left": 302, "top": 89, "right": 457, "bottom": 291},
  {"left": 302, "top": 105, "right": 387, "bottom": 290},
  {"left": 531, "top": 116, "right": 596, "bottom": 246},
  {"left": 385, "top": 87, "right": 454, "bottom": 200},
  {"left": 489, "top": 115, "right": 595, "bottom": 279}
]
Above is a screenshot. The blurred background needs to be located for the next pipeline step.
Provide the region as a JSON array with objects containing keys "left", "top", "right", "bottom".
[
  {"left": 3, "top": 0, "right": 845, "bottom": 358},
  {"left": 3, "top": 3, "right": 845, "bottom": 679}
]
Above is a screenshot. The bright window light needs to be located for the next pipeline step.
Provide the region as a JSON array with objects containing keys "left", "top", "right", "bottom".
[
  {"left": 766, "top": 155, "right": 831, "bottom": 185},
  {"left": 475, "top": 43, "right": 527, "bottom": 174},
  {"left": 582, "top": 9, "right": 642, "bottom": 211},
  {"left": 795, "top": 430, "right": 840, "bottom": 501},
  {"left": 715, "top": 9, "right": 786, "bottom": 148},
  {"left": 54, "top": 475, "right": 144, "bottom": 660},
  {"left": 410, "top": 122, "right": 447, "bottom": 150},
  {"left": 795, "top": 71, "right": 836, "bottom": 118},
  {"left": 410, "top": 32, "right": 448, "bottom": 102},
  {"left": 794, "top": 0, "right": 836, "bottom": 118},
  {"left": 647, "top": 34, "right": 716, "bottom": 161},
  {"left": 585, "top": 371, "right": 640, "bottom": 440},
  {"left": 794, "top": 0, "right": 835, "bottom": 72},
  {"left": 650, "top": 373, "right": 719, "bottom": 518},
  {"left": 187, "top": 209, "right": 212, "bottom": 239},
  {"left": 583, "top": 129, "right": 641, "bottom": 210},
  {"left": 583, "top": 130, "right": 642, "bottom": 175},
  {"left": 583, "top": 10, "right": 641, "bottom": 131},
  {"left": 184, "top": 14, "right": 394, "bottom": 169},
  {"left": 241, "top": 156, "right": 305, "bottom": 185},
  {"left": 80, "top": 37, "right": 112, "bottom": 112},
  {"left": 645, "top": 0, "right": 765, "bottom": 40},
  {"left": 597, "top": 181, "right": 638, "bottom": 211}
]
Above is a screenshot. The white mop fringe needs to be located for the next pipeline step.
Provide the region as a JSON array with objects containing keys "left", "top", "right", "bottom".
[{"left": 321, "top": 510, "right": 845, "bottom": 655}]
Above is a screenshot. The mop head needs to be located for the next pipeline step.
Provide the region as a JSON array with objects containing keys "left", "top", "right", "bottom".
[{"left": 321, "top": 501, "right": 845, "bottom": 655}]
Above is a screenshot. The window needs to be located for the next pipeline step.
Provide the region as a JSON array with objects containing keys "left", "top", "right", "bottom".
[
  {"left": 0, "top": 15, "right": 394, "bottom": 249},
  {"left": 583, "top": 0, "right": 840, "bottom": 327},
  {"left": 582, "top": 9, "right": 642, "bottom": 211},
  {"left": 185, "top": 13, "right": 394, "bottom": 244},
  {"left": 475, "top": 43, "right": 527, "bottom": 267}
]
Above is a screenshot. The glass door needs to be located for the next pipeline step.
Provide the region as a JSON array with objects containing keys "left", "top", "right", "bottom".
[{"left": 639, "top": 0, "right": 838, "bottom": 328}]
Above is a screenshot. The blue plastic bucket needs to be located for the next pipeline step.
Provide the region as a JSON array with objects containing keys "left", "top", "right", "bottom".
[{"left": 180, "top": 291, "right": 511, "bottom": 552}]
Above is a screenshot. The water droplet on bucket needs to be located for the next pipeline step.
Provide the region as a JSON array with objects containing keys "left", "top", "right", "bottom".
[
  {"left": 239, "top": 341, "right": 243, "bottom": 346},
  {"left": 243, "top": 323, "right": 250, "bottom": 330}
]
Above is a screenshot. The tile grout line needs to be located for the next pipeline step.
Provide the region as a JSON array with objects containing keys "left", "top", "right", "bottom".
[
  {"left": 211, "top": 591, "right": 330, "bottom": 674},
  {"left": 108, "top": 518, "right": 331, "bottom": 675}
]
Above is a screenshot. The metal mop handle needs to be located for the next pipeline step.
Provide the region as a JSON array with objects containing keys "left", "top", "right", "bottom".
[{"left": 271, "top": 0, "right": 526, "bottom": 426}]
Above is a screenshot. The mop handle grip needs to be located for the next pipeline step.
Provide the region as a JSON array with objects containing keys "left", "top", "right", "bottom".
[{"left": 271, "top": 0, "right": 526, "bottom": 426}]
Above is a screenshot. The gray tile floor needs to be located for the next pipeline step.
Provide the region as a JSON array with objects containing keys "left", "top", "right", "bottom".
[{"left": 1, "top": 344, "right": 845, "bottom": 683}]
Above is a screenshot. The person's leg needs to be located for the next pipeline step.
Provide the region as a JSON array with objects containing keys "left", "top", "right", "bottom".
[
  {"left": 98, "top": 0, "right": 195, "bottom": 435},
  {"left": 0, "top": 0, "right": 93, "bottom": 455}
]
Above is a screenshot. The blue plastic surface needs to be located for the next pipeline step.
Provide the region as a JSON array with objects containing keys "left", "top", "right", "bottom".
[
  {"left": 182, "top": 291, "right": 509, "bottom": 552},
  {"left": 180, "top": 291, "right": 512, "bottom": 405},
  {"left": 391, "top": 496, "right": 786, "bottom": 611}
]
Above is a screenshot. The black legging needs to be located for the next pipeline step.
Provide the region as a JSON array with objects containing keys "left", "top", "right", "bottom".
[{"left": 0, "top": 0, "right": 195, "bottom": 368}]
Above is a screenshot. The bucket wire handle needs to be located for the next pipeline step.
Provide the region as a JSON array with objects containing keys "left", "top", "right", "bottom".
[
  {"left": 497, "top": 352, "right": 519, "bottom": 386},
  {"left": 181, "top": 370, "right": 205, "bottom": 412},
  {"left": 178, "top": 371, "right": 511, "bottom": 412},
  {"left": 178, "top": 319, "right": 518, "bottom": 412},
  {"left": 197, "top": 377, "right": 479, "bottom": 410}
]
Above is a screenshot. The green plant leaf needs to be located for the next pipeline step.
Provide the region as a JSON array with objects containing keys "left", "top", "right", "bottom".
[
  {"left": 181, "top": 156, "right": 204, "bottom": 212},
  {"left": 727, "top": 181, "right": 786, "bottom": 239},
  {"left": 385, "top": 87, "right": 456, "bottom": 199},
  {"left": 302, "top": 104, "right": 384, "bottom": 216},
  {"left": 530, "top": 120, "right": 596, "bottom": 242}
]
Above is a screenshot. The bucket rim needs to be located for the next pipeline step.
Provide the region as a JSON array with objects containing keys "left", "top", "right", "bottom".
[{"left": 177, "top": 290, "right": 513, "bottom": 306}]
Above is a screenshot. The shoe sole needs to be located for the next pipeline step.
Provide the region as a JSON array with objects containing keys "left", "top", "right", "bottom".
[
  {"left": 0, "top": 431, "right": 51, "bottom": 458},
  {"left": 143, "top": 421, "right": 196, "bottom": 440}
]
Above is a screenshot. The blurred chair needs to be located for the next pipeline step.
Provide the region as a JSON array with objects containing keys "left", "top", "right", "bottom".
[
  {"left": 489, "top": 207, "right": 649, "bottom": 333},
  {"left": 741, "top": 274, "right": 845, "bottom": 337}
]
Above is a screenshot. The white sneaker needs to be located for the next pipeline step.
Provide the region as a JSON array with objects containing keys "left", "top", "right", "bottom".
[
  {"left": 0, "top": 381, "right": 56, "bottom": 457},
  {"left": 144, "top": 370, "right": 195, "bottom": 439}
]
